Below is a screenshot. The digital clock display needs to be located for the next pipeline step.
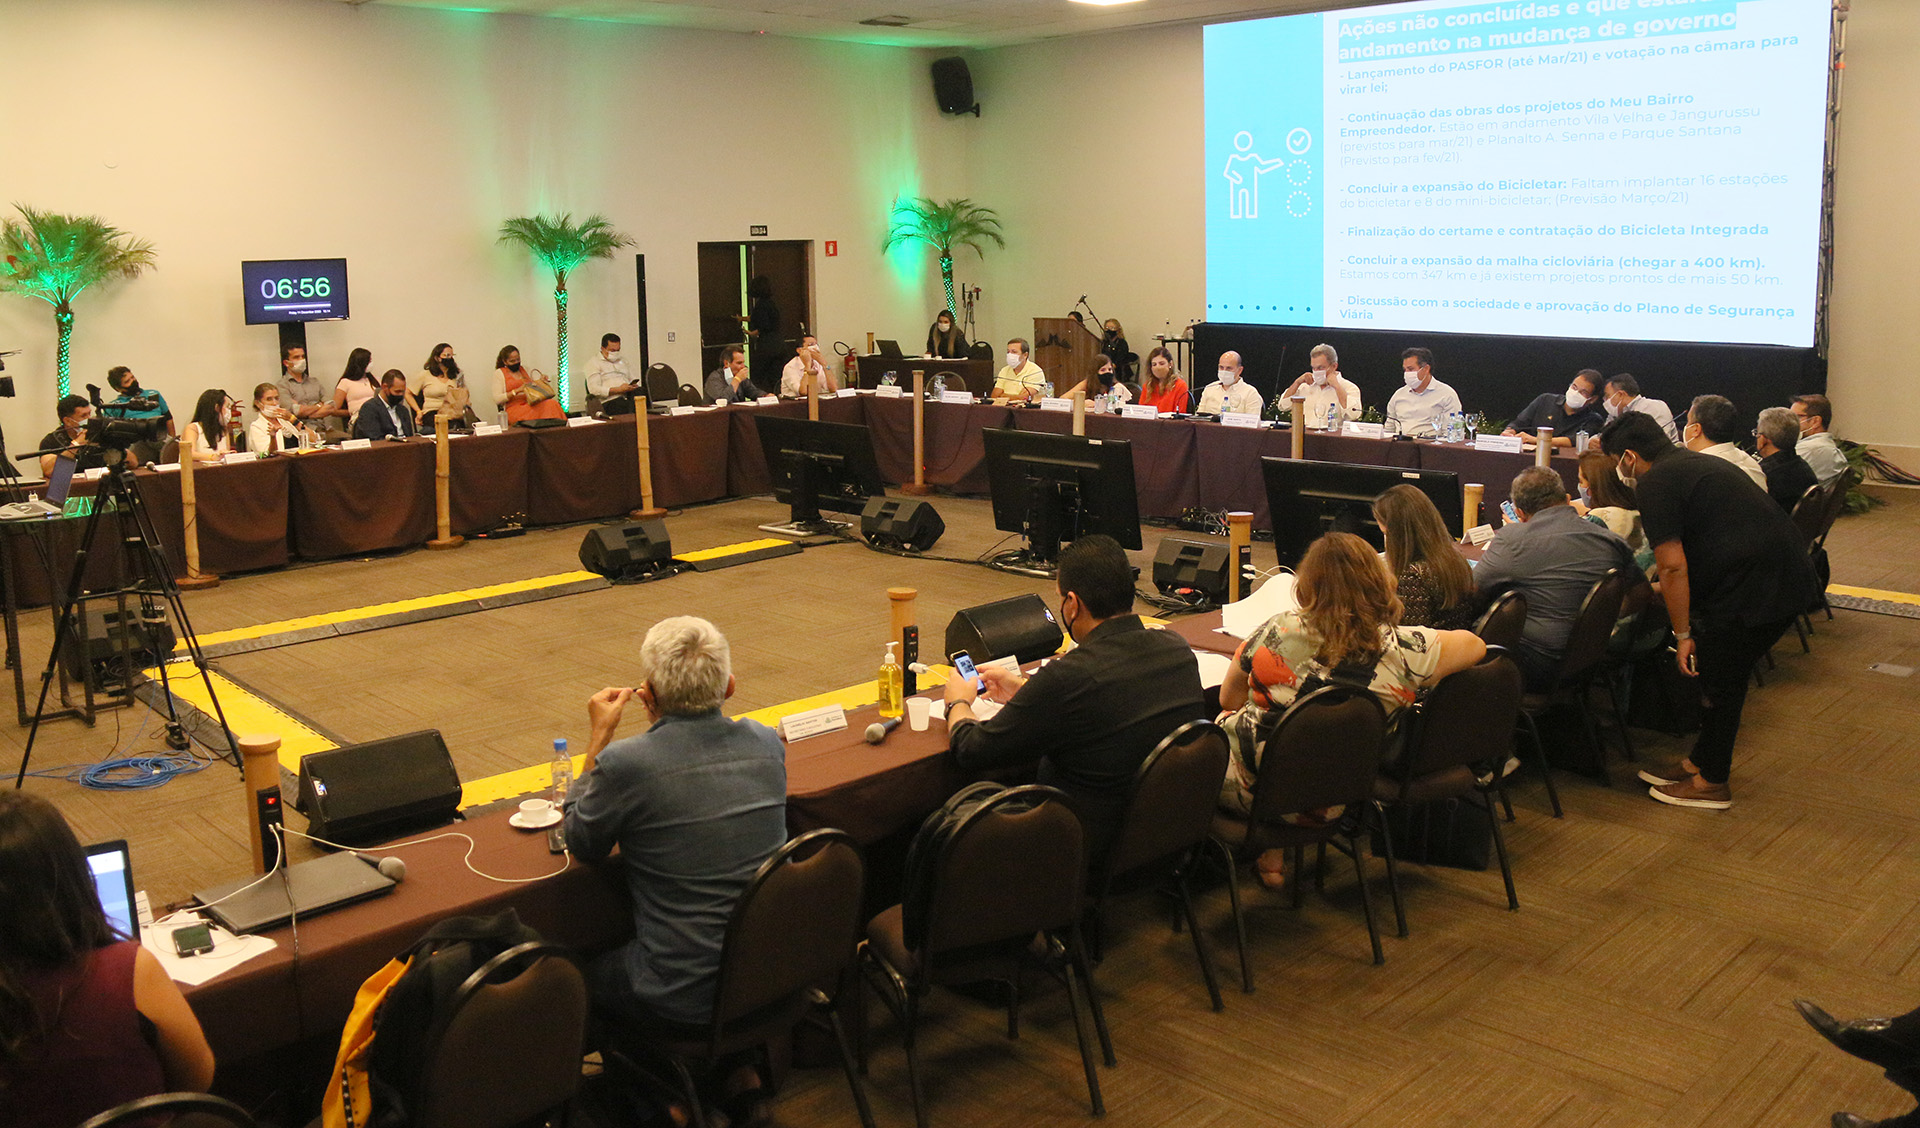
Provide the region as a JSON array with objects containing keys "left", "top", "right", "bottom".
[{"left": 241, "top": 258, "right": 350, "bottom": 325}]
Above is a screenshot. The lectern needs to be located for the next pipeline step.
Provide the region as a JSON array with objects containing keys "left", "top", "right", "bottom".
[{"left": 1031, "top": 317, "right": 1099, "bottom": 397}]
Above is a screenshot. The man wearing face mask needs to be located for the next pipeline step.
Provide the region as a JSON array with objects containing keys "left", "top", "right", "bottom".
[
  {"left": 278, "top": 345, "right": 343, "bottom": 434},
  {"left": 1788, "top": 394, "right": 1849, "bottom": 485},
  {"left": 944, "top": 535, "right": 1206, "bottom": 865},
  {"left": 39, "top": 396, "right": 111, "bottom": 475},
  {"left": 1599, "top": 411, "right": 1817, "bottom": 811},
  {"left": 1506, "top": 368, "right": 1607, "bottom": 449},
  {"left": 1600, "top": 373, "right": 1679, "bottom": 442},
  {"left": 584, "top": 333, "right": 640, "bottom": 416},
  {"left": 991, "top": 338, "right": 1047, "bottom": 403},
  {"left": 1196, "top": 350, "right": 1263, "bottom": 416},
  {"left": 1278, "top": 343, "right": 1363, "bottom": 429},
  {"left": 352, "top": 371, "right": 420, "bottom": 441},
  {"left": 99, "top": 366, "right": 175, "bottom": 465},
  {"left": 780, "top": 335, "right": 838, "bottom": 398},
  {"left": 703, "top": 345, "right": 764, "bottom": 405},
  {"left": 924, "top": 310, "right": 968, "bottom": 358},
  {"left": 1682, "top": 394, "right": 1767, "bottom": 491},
  {"left": 1384, "top": 347, "right": 1463, "bottom": 437}
]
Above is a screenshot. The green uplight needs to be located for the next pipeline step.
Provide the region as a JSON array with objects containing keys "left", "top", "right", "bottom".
[
  {"left": 498, "top": 213, "right": 631, "bottom": 414},
  {"left": 0, "top": 206, "right": 156, "bottom": 398}
]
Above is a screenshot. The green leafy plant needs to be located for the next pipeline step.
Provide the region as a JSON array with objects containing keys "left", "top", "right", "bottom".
[
  {"left": 498, "top": 213, "right": 633, "bottom": 413},
  {"left": 0, "top": 206, "right": 157, "bottom": 398},
  {"left": 881, "top": 197, "right": 1005, "bottom": 314},
  {"left": 1840, "top": 441, "right": 1885, "bottom": 515}
]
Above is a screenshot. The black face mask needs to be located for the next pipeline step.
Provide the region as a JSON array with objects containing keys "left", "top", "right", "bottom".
[
  {"left": 386, "top": 392, "right": 407, "bottom": 406},
  {"left": 507, "top": 362, "right": 522, "bottom": 372},
  {"left": 442, "top": 358, "right": 461, "bottom": 377},
  {"left": 121, "top": 382, "right": 141, "bottom": 396}
]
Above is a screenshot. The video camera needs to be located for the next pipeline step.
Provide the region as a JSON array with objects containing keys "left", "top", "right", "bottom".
[{"left": 84, "top": 383, "right": 166, "bottom": 450}]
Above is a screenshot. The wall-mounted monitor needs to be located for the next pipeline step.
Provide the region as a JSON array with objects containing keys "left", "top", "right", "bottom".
[{"left": 242, "top": 258, "right": 349, "bottom": 324}]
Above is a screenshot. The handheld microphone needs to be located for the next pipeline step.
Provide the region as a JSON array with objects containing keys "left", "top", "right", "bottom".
[
  {"left": 354, "top": 853, "right": 408, "bottom": 882},
  {"left": 865, "top": 717, "right": 904, "bottom": 745}
]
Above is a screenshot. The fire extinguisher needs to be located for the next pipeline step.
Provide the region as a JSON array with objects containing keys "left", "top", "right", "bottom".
[{"left": 836, "top": 341, "right": 858, "bottom": 383}]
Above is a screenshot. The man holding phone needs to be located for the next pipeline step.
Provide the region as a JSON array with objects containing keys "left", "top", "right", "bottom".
[
  {"left": 1600, "top": 412, "right": 1817, "bottom": 811},
  {"left": 943, "top": 535, "right": 1207, "bottom": 865}
]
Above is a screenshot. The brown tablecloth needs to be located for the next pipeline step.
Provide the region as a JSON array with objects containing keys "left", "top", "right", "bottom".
[
  {"left": 723, "top": 398, "right": 870, "bottom": 498},
  {"left": 446, "top": 430, "right": 531, "bottom": 535},
  {"left": 524, "top": 422, "right": 642, "bottom": 525},
  {"left": 863, "top": 397, "right": 1011, "bottom": 494},
  {"left": 287, "top": 442, "right": 437, "bottom": 558},
  {"left": 134, "top": 460, "right": 294, "bottom": 576},
  {"left": 639, "top": 412, "right": 735, "bottom": 511},
  {"left": 784, "top": 695, "right": 967, "bottom": 846}
]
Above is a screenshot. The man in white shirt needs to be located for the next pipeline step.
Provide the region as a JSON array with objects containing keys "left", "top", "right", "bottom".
[
  {"left": 1602, "top": 373, "right": 1680, "bottom": 442},
  {"left": 779, "top": 335, "right": 838, "bottom": 398},
  {"left": 1789, "top": 394, "right": 1849, "bottom": 485},
  {"left": 1683, "top": 395, "right": 1767, "bottom": 491},
  {"left": 1385, "top": 347, "right": 1462, "bottom": 437},
  {"left": 991, "top": 338, "right": 1048, "bottom": 403},
  {"left": 1195, "top": 350, "right": 1264, "bottom": 416},
  {"left": 584, "top": 333, "right": 640, "bottom": 415},
  {"left": 1277, "top": 343, "right": 1362, "bottom": 429}
]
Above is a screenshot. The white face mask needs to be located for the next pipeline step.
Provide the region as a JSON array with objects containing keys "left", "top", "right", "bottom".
[
  {"left": 1616, "top": 456, "right": 1638, "bottom": 489},
  {"left": 289, "top": 359, "right": 307, "bottom": 376},
  {"left": 1605, "top": 397, "right": 1623, "bottom": 419},
  {"left": 1006, "top": 352, "right": 1022, "bottom": 369},
  {"left": 1565, "top": 387, "right": 1588, "bottom": 410},
  {"left": 605, "top": 350, "right": 620, "bottom": 362},
  {"left": 1217, "top": 369, "right": 1238, "bottom": 387},
  {"left": 1311, "top": 368, "right": 1330, "bottom": 387},
  {"left": 1403, "top": 369, "right": 1422, "bottom": 389}
]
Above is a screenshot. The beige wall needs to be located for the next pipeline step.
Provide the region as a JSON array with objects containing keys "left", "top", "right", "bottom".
[{"left": 1, "top": 0, "right": 1908, "bottom": 465}]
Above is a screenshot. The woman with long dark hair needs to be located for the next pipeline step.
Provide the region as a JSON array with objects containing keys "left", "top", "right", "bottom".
[
  {"left": 0, "top": 793, "right": 215, "bottom": 1125},
  {"left": 330, "top": 347, "right": 380, "bottom": 430},
  {"left": 1373, "top": 484, "right": 1478, "bottom": 630},
  {"left": 414, "top": 342, "right": 471, "bottom": 431},
  {"left": 180, "top": 388, "right": 234, "bottom": 461}
]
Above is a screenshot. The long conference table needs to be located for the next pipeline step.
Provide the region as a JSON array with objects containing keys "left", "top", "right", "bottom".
[{"left": 23, "top": 397, "right": 1574, "bottom": 601}]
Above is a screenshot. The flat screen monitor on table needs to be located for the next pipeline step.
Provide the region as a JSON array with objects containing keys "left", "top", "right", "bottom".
[
  {"left": 982, "top": 427, "right": 1141, "bottom": 573},
  {"left": 752, "top": 415, "right": 886, "bottom": 537},
  {"left": 1261, "top": 457, "right": 1461, "bottom": 570}
]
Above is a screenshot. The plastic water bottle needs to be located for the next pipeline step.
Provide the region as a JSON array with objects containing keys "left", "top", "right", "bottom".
[
  {"left": 549, "top": 738, "right": 572, "bottom": 808},
  {"left": 1326, "top": 401, "right": 1339, "bottom": 432},
  {"left": 1575, "top": 429, "right": 1589, "bottom": 454}
]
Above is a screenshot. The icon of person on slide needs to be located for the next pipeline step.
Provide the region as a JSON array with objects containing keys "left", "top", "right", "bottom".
[{"left": 1224, "top": 131, "right": 1285, "bottom": 219}]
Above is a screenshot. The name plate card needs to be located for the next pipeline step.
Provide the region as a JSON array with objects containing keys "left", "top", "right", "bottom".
[
  {"left": 671, "top": 405, "right": 700, "bottom": 416},
  {"left": 566, "top": 416, "right": 604, "bottom": 427},
  {"left": 1120, "top": 404, "right": 1160, "bottom": 420},
  {"left": 836, "top": 388, "right": 860, "bottom": 398},
  {"left": 1038, "top": 397, "right": 1072, "bottom": 413},
  {"left": 340, "top": 438, "right": 373, "bottom": 451},
  {"left": 1466, "top": 524, "right": 1497, "bottom": 547},
  {"left": 939, "top": 390, "right": 974, "bottom": 405},
  {"left": 222, "top": 452, "right": 255, "bottom": 465},
  {"left": 1474, "top": 434, "right": 1526, "bottom": 454},
  {"left": 778, "top": 703, "right": 848, "bottom": 742},
  {"left": 81, "top": 467, "right": 111, "bottom": 481},
  {"left": 1343, "top": 421, "right": 1386, "bottom": 439},
  {"left": 471, "top": 423, "right": 503, "bottom": 435},
  {"left": 874, "top": 385, "right": 904, "bottom": 398},
  {"left": 1219, "top": 411, "right": 1262, "bottom": 429},
  {"left": 756, "top": 396, "right": 779, "bottom": 406}
]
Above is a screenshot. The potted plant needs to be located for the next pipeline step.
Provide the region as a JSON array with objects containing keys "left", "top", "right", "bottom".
[
  {"left": 498, "top": 213, "right": 633, "bottom": 413},
  {"left": 0, "top": 207, "right": 157, "bottom": 398}
]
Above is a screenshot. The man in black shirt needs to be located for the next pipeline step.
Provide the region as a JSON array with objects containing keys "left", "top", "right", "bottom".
[
  {"left": 1755, "top": 406, "right": 1820, "bottom": 513},
  {"left": 1505, "top": 368, "right": 1608, "bottom": 450},
  {"left": 944, "top": 534, "right": 1207, "bottom": 864},
  {"left": 1601, "top": 412, "right": 1817, "bottom": 810},
  {"left": 37, "top": 395, "right": 111, "bottom": 476}
]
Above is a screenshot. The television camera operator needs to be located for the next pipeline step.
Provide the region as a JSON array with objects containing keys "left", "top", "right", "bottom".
[
  {"left": 37, "top": 393, "right": 168, "bottom": 477},
  {"left": 95, "top": 367, "right": 174, "bottom": 465}
]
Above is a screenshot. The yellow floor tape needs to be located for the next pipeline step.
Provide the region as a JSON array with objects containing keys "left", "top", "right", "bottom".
[
  {"left": 1829, "top": 584, "right": 1920, "bottom": 607},
  {"left": 185, "top": 570, "right": 602, "bottom": 650},
  {"left": 673, "top": 538, "right": 797, "bottom": 563}
]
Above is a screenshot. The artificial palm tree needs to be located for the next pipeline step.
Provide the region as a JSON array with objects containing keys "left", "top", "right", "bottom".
[
  {"left": 497, "top": 212, "right": 633, "bottom": 413},
  {"left": 0, "top": 206, "right": 157, "bottom": 398},
  {"left": 881, "top": 197, "right": 1005, "bottom": 315}
]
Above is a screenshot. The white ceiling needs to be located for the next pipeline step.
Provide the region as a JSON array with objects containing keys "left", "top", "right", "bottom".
[{"left": 351, "top": 0, "right": 1349, "bottom": 49}]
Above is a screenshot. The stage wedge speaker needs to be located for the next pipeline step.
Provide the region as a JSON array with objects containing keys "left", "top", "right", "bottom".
[
  {"left": 946, "top": 594, "right": 1062, "bottom": 666},
  {"left": 1153, "top": 538, "right": 1230, "bottom": 603},
  {"left": 296, "top": 730, "right": 462, "bottom": 847},
  {"left": 931, "top": 56, "right": 979, "bottom": 117},
  {"left": 579, "top": 519, "right": 672, "bottom": 580},
  {"left": 60, "top": 609, "right": 176, "bottom": 686},
  {"left": 861, "top": 497, "right": 945, "bottom": 552}
]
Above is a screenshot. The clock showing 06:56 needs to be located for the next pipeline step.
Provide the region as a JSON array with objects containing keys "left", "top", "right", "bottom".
[{"left": 241, "top": 258, "right": 351, "bottom": 325}]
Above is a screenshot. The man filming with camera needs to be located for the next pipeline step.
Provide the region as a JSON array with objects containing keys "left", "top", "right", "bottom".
[{"left": 97, "top": 366, "right": 174, "bottom": 465}]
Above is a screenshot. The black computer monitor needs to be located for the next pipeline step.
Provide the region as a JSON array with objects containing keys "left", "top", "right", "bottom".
[
  {"left": 982, "top": 427, "right": 1142, "bottom": 572},
  {"left": 752, "top": 415, "right": 887, "bottom": 537},
  {"left": 1260, "top": 457, "right": 1462, "bottom": 569}
]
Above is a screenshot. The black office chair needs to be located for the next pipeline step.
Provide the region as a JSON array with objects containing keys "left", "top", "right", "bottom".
[
  {"left": 647, "top": 363, "right": 680, "bottom": 405},
  {"left": 81, "top": 1094, "right": 257, "bottom": 1128}
]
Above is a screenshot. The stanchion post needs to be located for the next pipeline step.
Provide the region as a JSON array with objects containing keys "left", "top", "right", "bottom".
[
  {"left": 176, "top": 429, "right": 219, "bottom": 589},
  {"left": 1227, "top": 511, "right": 1253, "bottom": 602},
  {"left": 1070, "top": 390, "right": 1086, "bottom": 436},
  {"left": 1463, "top": 483, "right": 1485, "bottom": 540},
  {"left": 808, "top": 377, "right": 820, "bottom": 422},
  {"left": 239, "top": 732, "right": 282, "bottom": 875},
  {"left": 1535, "top": 427, "right": 1553, "bottom": 468},
  {"left": 427, "top": 414, "right": 465, "bottom": 550},
  {"left": 630, "top": 405, "right": 666, "bottom": 519},
  {"left": 1289, "top": 394, "right": 1307, "bottom": 460},
  {"left": 904, "top": 369, "right": 932, "bottom": 496}
]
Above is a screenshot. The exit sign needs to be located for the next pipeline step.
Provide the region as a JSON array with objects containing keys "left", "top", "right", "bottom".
[{"left": 749, "top": 225, "right": 768, "bottom": 237}]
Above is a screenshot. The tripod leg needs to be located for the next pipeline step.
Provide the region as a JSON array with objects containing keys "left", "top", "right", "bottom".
[{"left": 16, "top": 493, "right": 117, "bottom": 787}]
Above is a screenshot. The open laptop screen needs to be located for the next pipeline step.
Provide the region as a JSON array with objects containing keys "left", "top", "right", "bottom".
[
  {"left": 45, "top": 454, "right": 77, "bottom": 507},
  {"left": 84, "top": 839, "right": 138, "bottom": 940}
]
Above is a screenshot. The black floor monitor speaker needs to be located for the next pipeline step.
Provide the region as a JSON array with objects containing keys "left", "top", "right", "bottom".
[
  {"left": 860, "top": 497, "right": 945, "bottom": 552},
  {"left": 297, "top": 731, "right": 463, "bottom": 847},
  {"left": 946, "top": 594, "right": 1062, "bottom": 666},
  {"left": 60, "top": 608, "right": 176, "bottom": 685},
  {"left": 579, "top": 519, "right": 672, "bottom": 579},
  {"left": 931, "top": 56, "right": 979, "bottom": 116},
  {"left": 1153, "top": 539, "right": 1231, "bottom": 603}
]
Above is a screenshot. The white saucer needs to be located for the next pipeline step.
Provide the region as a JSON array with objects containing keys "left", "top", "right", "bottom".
[{"left": 509, "top": 809, "right": 561, "bottom": 830}]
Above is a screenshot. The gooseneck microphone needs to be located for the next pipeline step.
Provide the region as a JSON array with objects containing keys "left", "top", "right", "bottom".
[{"left": 865, "top": 717, "right": 904, "bottom": 745}]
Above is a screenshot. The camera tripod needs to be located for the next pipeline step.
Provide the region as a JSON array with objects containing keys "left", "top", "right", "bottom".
[{"left": 12, "top": 448, "right": 237, "bottom": 788}]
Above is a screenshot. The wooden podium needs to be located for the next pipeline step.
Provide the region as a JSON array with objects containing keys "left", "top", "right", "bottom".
[{"left": 1031, "top": 317, "right": 1099, "bottom": 397}]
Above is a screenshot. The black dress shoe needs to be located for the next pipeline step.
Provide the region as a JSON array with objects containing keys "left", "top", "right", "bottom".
[{"left": 1798, "top": 1000, "right": 1920, "bottom": 1073}]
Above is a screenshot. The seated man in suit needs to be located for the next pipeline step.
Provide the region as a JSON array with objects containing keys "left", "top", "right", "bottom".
[
  {"left": 944, "top": 534, "right": 1207, "bottom": 866},
  {"left": 703, "top": 345, "right": 765, "bottom": 404},
  {"left": 351, "top": 370, "right": 419, "bottom": 441}
]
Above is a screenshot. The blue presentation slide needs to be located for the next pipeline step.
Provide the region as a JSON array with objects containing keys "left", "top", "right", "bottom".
[{"left": 1205, "top": 0, "right": 1831, "bottom": 347}]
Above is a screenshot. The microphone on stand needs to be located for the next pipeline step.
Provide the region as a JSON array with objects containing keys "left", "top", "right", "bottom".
[{"left": 864, "top": 717, "right": 904, "bottom": 745}]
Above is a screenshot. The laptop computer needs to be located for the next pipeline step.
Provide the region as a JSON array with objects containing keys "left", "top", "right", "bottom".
[
  {"left": 84, "top": 839, "right": 139, "bottom": 941},
  {"left": 195, "top": 850, "right": 397, "bottom": 935},
  {"left": 874, "top": 339, "right": 905, "bottom": 358},
  {"left": 0, "top": 454, "right": 76, "bottom": 520}
]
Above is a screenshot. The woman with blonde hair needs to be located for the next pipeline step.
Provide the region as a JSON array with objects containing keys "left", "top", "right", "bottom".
[
  {"left": 1218, "top": 532, "right": 1486, "bottom": 886},
  {"left": 1373, "top": 484, "right": 1478, "bottom": 629}
]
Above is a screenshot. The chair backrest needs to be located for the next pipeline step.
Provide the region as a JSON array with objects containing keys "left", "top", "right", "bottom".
[
  {"left": 1473, "top": 589, "right": 1529, "bottom": 650},
  {"left": 1553, "top": 567, "right": 1635, "bottom": 685},
  {"left": 1789, "top": 482, "right": 1824, "bottom": 543},
  {"left": 416, "top": 942, "right": 588, "bottom": 1128},
  {"left": 1393, "top": 650, "right": 1525, "bottom": 786},
  {"left": 708, "top": 829, "right": 865, "bottom": 1041},
  {"left": 1245, "top": 685, "right": 1388, "bottom": 827},
  {"left": 647, "top": 363, "right": 679, "bottom": 402},
  {"left": 80, "top": 1093, "right": 257, "bottom": 1128},
  {"left": 967, "top": 341, "right": 994, "bottom": 361},
  {"left": 1813, "top": 471, "right": 1855, "bottom": 545},
  {"left": 920, "top": 786, "right": 1084, "bottom": 963},
  {"left": 1096, "top": 721, "right": 1230, "bottom": 890},
  {"left": 677, "top": 383, "right": 703, "bottom": 406}
]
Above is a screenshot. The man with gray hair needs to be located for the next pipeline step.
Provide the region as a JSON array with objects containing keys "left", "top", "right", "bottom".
[
  {"left": 1472, "top": 466, "right": 1635, "bottom": 689},
  {"left": 562, "top": 615, "right": 786, "bottom": 1111},
  {"left": 1755, "top": 405, "right": 1818, "bottom": 512},
  {"left": 1277, "top": 343, "right": 1363, "bottom": 428}
]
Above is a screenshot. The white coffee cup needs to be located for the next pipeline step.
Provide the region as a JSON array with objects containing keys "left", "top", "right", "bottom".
[
  {"left": 518, "top": 798, "right": 553, "bottom": 817},
  {"left": 906, "top": 695, "right": 931, "bottom": 732}
]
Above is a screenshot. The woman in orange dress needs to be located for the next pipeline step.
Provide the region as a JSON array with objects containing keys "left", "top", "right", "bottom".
[{"left": 493, "top": 344, "right": 565, "bottom": 426}]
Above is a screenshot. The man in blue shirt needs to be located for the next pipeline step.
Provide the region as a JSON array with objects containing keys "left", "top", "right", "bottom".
[
  {"left": 562, "top": 615, "right": 786, "bottom": 1112},
  {"left": 99, "top": 366, "right": 173, "bottom": 464}
]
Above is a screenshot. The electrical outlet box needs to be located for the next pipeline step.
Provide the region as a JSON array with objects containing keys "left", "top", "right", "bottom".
[{"left": 667, "top": 331, "right": 676, "bottom": 342}]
